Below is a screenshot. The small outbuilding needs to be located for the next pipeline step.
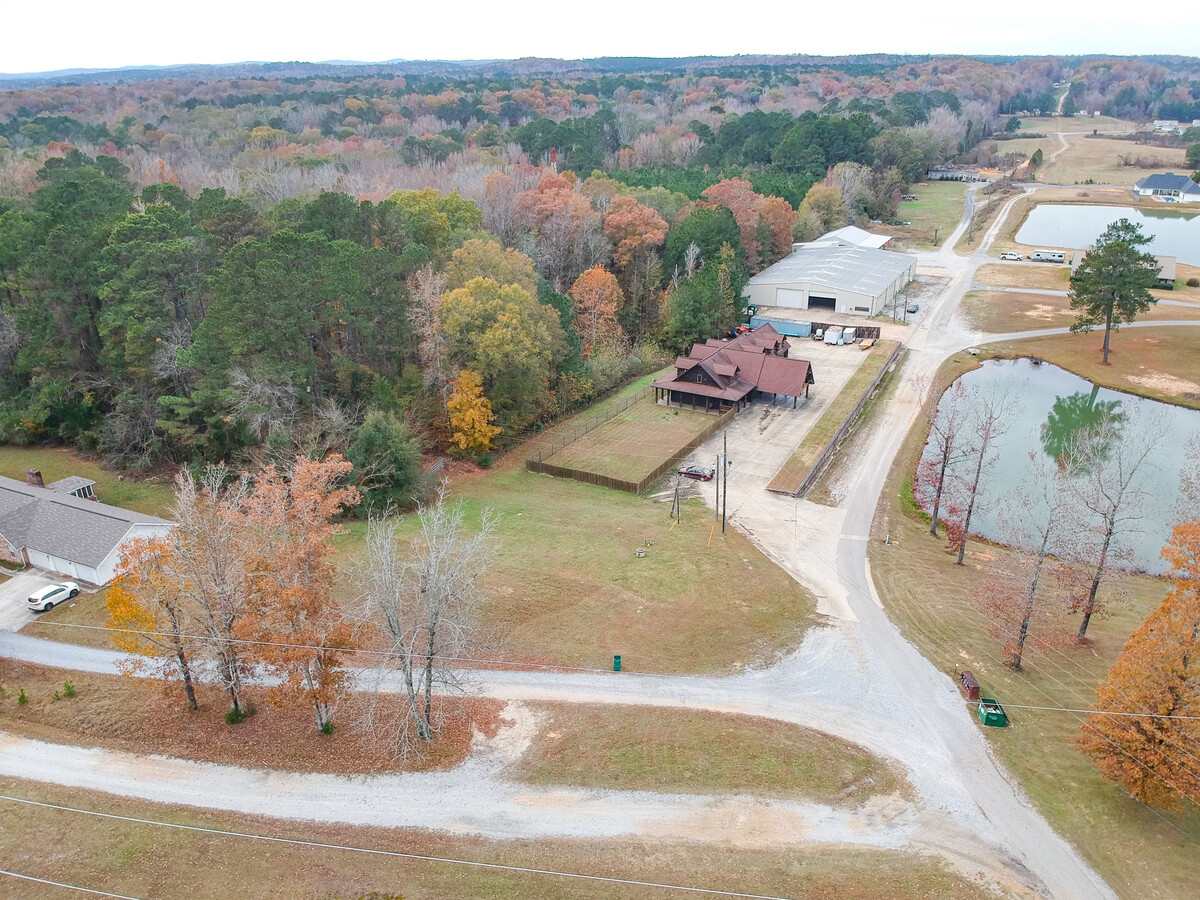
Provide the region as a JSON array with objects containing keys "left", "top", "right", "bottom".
[
  {"left": 814, "top": 225, "right": 894, "bottom": 250},
  {"left": 1071, "top": 247, "right": 1177, "bottom": 287},
  {"left": 745, "top": 244, "right": 916, "bottom": 317},
  {"left": 0, "top": 471, "right": 174, "bottom": 585}
]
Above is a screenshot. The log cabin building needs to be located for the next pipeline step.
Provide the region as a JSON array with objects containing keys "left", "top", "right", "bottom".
[{"left": 651, "top": 324, "right": 814, "bottom": 413}]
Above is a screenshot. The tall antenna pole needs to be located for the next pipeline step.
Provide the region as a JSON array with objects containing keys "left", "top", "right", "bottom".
[{"left": 715, "top": 454, "right": 720, "bottom": 521}]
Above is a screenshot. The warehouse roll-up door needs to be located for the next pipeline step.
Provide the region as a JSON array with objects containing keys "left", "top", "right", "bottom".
[
  {"left": 775, "top": 288, "right": 806, "bottom": 308},
  {"left": 809, "top": 295, "right": 836, "bottom": 310}
]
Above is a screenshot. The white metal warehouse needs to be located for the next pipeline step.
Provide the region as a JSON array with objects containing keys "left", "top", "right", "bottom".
[{"left": 745, "top": 244, "right": 916, "bottom": 317}]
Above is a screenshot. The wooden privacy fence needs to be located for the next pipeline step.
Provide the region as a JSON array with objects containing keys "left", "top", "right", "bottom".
[
  {"left": 527, "top": 401, "right": 736, "bottom": 495},
  {"left": 768, "top": 341, "right": 905, "bottom": 498}
]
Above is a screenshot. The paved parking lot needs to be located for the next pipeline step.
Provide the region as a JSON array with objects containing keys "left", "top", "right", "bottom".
[{"left": 0, "top": 569, "right": 64, "bottom": 632}]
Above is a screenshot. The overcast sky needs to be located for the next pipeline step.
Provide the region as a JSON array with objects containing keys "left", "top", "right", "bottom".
[{"left": 4, "top": 0, "right": 1199, "bottom": 74}]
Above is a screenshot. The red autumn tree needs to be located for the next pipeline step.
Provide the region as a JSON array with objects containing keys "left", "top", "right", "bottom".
[
  {"left": 515, "top": 172, "right": 608, "bottom": 289},
  {"left": 1076, "top": 521, "right": 1200, "bottom": 810},
  {"left": 241, "top": 454, "right": 361, "bottom": 733},
  {"left": 568, "top": 265, "right": 627, "bottom": 357},
  {"left": 603, "top": 194, "right": 668, "bottom": 336},
  {"left": 700, "top": 178, "right": 796, "bottom": 271}
]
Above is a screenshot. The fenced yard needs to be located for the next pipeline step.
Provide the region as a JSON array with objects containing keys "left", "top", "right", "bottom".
[{"left": 528, "top": 395, "right": 730, "bottom": 493}]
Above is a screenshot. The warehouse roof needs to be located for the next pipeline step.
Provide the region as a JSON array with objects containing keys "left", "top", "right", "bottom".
[
  {"left": 815, "top": 225, "right": 893, "bottom": 250},
  {"left": 0, "top": 475, "right": 172, "bottom": 568},
  {"left": 748, "top": 244, "right": 915, "bottom": 296}
]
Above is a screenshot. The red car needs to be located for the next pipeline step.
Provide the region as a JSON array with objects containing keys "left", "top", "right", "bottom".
[{"left": 678, "top": 465, "right": 714, "bottom": 481}]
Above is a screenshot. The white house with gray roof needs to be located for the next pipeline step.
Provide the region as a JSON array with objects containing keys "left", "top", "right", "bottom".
[
  {"left": 745, "top": 243, "right": 916, "bottom": 317},
  {"left": 1133, "top": 173, "right": 1200, "bottom": 202},
  {"left": 0, "top": 471, "right": 174, "bottom": 585}
]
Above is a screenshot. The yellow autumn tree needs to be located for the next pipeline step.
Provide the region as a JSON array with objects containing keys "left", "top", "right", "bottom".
[{"left": 447, "top": 369, "right": 500, "bottom": 455}]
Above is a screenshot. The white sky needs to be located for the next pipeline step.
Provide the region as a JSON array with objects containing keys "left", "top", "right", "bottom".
[{"left": 3, "top": 0, "right": 1199, "bottom": 75}]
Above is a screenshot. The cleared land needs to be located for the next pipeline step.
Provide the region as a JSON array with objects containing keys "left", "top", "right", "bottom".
[
  {"left": 0, "top": 446, "right": 174, "bottom": 517},
  {"left": 542, "top": 397, "right": 713, "bottom": 484},
  {"left": 960, "top": 290, "right": 1200, "bottom": 334},
  {"left": 983, "top": 326, "right": 1200, "bottom": 409},
  {"left": 975, "top": 262, "right": 1070, "bottom": 291},
  {"left": 767, "top": 340, "right": 899, "bottom": 493},
  {"left": 515, "top": 703, "right": 909, "bottom": 806},
  {"left": 36, "top": 465, "right": 818, "bottom": 674},
  {"left": 1003, "top": 132, "right": 1188, "bottom": 185},
  {"left": 868, "top": 346, "right": 1200, "bottom": 899},
  {"left": 0, "top": 778, "right": 997, "bottom": 900},
  {"left": 878, "top": 180, "right": 967, "bottom": 249}
]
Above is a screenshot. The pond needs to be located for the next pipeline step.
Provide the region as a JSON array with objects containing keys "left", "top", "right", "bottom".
[
  {"left": 1015, "top": 204, "right": 1200, "bottom": 267},
  {"left": 918, "top": 358, "right": 1200, "bottom": 574}
]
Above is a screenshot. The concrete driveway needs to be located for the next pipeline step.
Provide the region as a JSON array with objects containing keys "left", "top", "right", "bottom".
[{"left": 0, "top": 569, "right": 66, "bottom": 632}]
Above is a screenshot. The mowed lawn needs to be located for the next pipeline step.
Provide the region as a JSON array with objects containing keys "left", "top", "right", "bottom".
[
  {"left": 869, "top": 354, "right": 1200, "bottom": 898},
  {"left": 332, "top": 465, "right": 817, "bottom": 674},
  {"left": 879, "top": 181, "right": 966, "bottom": 249},
  {"left": 961, "top": 290, "right": 1200, "bottom": 334},
  {"left": 0, "top": 445, "right": 175, "bottom": 517},
  {"left": 543, "top": 397, "right": 714, "bottom": 484},
  {"left": 516, "top": 703, "right": 909, "bottom": 807}
]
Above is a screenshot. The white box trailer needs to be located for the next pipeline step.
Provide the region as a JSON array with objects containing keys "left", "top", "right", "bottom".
[
  {"left": 842, "top": 327, "right": 857, "bottom": 344},
  {"left": 824, "top": 327, "right": 842, "bottom": 345}
]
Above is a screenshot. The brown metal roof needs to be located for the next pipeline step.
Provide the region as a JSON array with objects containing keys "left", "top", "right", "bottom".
[{"left": 651, "top": 324, "right": 813, "bottom": 403}]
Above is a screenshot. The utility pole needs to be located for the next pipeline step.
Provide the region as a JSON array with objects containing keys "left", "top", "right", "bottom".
[
  {"left": 721, "top": 431, "right": 729, "bottom": 535},
  {"left": 715, "top": 454, "right": 721, "bottom": 521}
]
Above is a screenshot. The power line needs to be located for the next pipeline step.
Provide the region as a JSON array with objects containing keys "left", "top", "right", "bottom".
[
  {"left": 0, "top": 794, "right": 796, "bottom": 900},
  {"left": 0, "top": 867, "right": 146, "bottom": 900}
]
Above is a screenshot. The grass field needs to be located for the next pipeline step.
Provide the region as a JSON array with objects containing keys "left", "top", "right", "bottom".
[
  {"left": 879, "top": 181, "right": 967, "bottom": 249},
  {"left": 329, "top": 465, "right": 817, "bottom": 674},
  {"left": 975, "top": 262, "right": 1070, "bottom": 291},
  {"left": 767, "top": 341, "right": 899, "bottom": 493},
  {"left": 1002, "top": 132, "right": 1189, "bottom": 186},
  {"left": 982, "top": 326, "right": 1200, "bottom": 409},
  {"left": 0, "top": 778, "right": 997, "bottom": 900},
  {"left": 542, "top": 397, "right": 714, "bottom": 484},
  {"left": 0, "top": 446, "right": 175, "bottom": 517},
  {"left": 515, "top": 703, "right": 909, "bottom": 806},
  {"left": 961, "top": 290, "right": 1200, "bottom": 334},
  {"left": 868, "top": 349, "right": 1200, "bottom": 899}
]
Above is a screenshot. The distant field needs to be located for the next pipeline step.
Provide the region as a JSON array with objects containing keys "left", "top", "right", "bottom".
[
  {"left": 975, "top": 262, "right": 1070, "bottom": 290},
  {"left": 879, "top": 181, "right": 967, "bottom": 249},
  {"left": 1007, "top": 131, "right": 1191, "bottom": 186},
  {"left": 544, "top": 397, "right": 714, "bottom": 484}
]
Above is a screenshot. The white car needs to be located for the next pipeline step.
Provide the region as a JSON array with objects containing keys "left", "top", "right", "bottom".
[
  {"left": 28, "top": 581, "right": 80, "bottom": 612},
  {"left": 999, "top": 252, "right": 1023, "bottom": 261}
]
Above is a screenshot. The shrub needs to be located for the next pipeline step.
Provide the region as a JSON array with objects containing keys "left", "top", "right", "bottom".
[
  {"left": 63, "top": 682, "right": 75, "bottom": 698},
  {"left": 52, "top": 690, "right": 62, "bottom": 701},
  {"left": 1188, "top": 278, "right": 1200, "bottom": 288},
  {"left": 321, "top": 719, "right": 335, "bottom": 735},
  {"left": 225, "top": 701, "right": 256, "bottom": 725},
  {"left": 17, "top": 689, "right": 27, "bottom": 705},
  {"left": 475, "top": 452, "right": 494, "bottom": 468}
]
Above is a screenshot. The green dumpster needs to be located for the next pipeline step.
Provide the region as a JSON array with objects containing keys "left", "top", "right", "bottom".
[
  {"left": 613, "top": 655, "right": 622, "bottom": 672},
  {"left": 978, "top": 698, "right": 1007, "bottom": 727}
]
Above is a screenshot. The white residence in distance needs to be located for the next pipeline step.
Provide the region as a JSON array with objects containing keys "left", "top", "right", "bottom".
[
  {"left": 0, "top": 469, "right": 174, "bottom": 585},
  {"left": 746, "top": 243, "right": 916, "bottom": 317},
  {"left": 1133, "top": 173, "right": 1200, "bottom": 202}
]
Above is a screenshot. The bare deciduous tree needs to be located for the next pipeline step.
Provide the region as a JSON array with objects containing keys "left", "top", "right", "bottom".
[
  {"left": 954, "top": 382, "right": 1022, "bottom": 565},
  {"left": 916, "top": 377, "right": 972, "bottom": 537},
  {"left": 355, "top": 484, "right": 498, "bottom": 757},
  {"left": 1066, "top": 408, "right": 1163, "bottom": 640}
]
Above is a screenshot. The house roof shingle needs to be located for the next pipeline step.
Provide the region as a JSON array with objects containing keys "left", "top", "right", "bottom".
[
  {"left": 0, "top": 475, "right": 173, "bottom": 568},
  {"left": 1135, "top": 173, "right": 1200, "bottom": 194}
]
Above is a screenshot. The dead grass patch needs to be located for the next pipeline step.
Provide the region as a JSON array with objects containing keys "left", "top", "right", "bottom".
[
  {"left": 0, "top": 660, "right": 501, "bottom": 774},
  {"left": 975, "top": 263, "right": 1070, "bottom": 291},
  {"left": 0, "top": 777, "right": 997, "bottom": 900},
  {"left": 514, "top": 703, "right": 910, "bottom": 807}
]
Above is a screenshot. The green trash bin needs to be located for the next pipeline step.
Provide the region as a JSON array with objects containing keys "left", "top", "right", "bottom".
[
  {"left": 613, "top": 655, "right": 622, "bottom": 672},
  {"left": 978, "top": 698, "right": 1007, "bottom": 727}
]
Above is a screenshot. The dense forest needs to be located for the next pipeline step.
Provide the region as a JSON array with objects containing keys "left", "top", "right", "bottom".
[{"left": 1, "top": 53, "right": 1197, "bottom": 497}]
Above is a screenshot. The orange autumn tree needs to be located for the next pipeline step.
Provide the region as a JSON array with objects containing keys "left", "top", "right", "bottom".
[
  {"left": 447, "top": 369, "right": 500, "bottom": 455},
  {"left": 107, "top": 536, "right": 200, "bottom": 711},
  {"left": 603, "top": 194, "right": 667, "bottom": 335},
  {"left": 568, "top": 265, "right": 627, "bottom": 357},
  {"left": 241, "top": 454, "right": 361, "bottom": 733},
  {"left": 700, "top": 178, "right": 796, "bottom": 272},
  {"left": 1076, "top": 521, "right": 1200, "bottom": 809}
]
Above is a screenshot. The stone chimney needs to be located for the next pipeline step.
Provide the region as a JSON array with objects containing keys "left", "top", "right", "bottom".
[{"left": 25, "top": 468, "right": 44, "bottom": 488}]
